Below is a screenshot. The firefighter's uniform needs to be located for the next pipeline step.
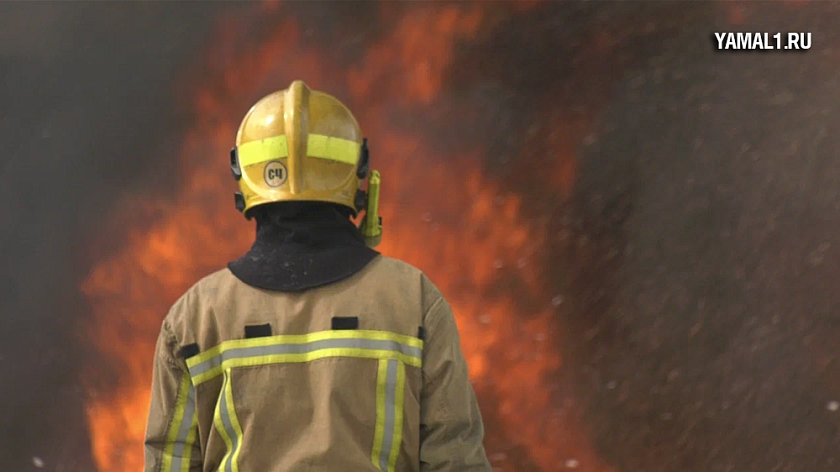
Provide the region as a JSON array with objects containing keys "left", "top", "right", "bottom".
[{"left": 144, "top": 81, "right": 491, "bottom": 472}]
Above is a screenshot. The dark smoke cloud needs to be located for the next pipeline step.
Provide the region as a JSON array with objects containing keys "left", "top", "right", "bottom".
[
  {"left": 0, "top": 3, "right": 237, "bottom": 469},
  {"left": 427, "top": 1, "right": 840, "bottom": 470},
  {"left": 568, "top": 2, "right": 840, "bottom": 471}
]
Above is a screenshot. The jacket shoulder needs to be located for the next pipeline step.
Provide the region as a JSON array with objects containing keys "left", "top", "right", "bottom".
[
  {"left": 162, "top": 268, "right": 237, "bottom": 338},
  {"left": 367, "top": 255, "right": 423, "bottom": 278},
  {"left": 362, "top": 256, "right": 445, "bottom": 311}
]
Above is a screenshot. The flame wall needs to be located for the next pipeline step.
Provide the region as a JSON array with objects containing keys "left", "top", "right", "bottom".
[
  {"left": 76, "top": 2, "right": 701, "bottom": 471},
  {"left": 3, "top": 2, "right": 840, "bottom": 472},
  {"left": 78, "top": 3, "right": 604, "bottom": 470}
]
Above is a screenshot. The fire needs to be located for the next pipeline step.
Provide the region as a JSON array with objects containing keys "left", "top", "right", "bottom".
[
  {"left": 348, "top": 4, "right": 484, "bottom": 104},
  {"left": 80, "top": 2, "right": 612, "bottom": 471}
]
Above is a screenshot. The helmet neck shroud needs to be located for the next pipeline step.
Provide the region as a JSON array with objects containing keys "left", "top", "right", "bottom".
[{"left": 227, "top": 201, "right": 379, "bottom": 292}]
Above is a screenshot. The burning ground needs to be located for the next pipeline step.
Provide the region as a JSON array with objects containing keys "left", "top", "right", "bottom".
[{"left": 2, "top": 1, "right": 840, "bottom": 472}]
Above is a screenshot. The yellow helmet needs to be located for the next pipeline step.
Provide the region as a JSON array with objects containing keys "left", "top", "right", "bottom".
[{"left": 230, "top": 80, "right": 382, "bottom": 247}]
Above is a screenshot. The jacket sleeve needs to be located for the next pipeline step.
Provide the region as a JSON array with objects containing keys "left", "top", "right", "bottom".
[
  {"left": 419, "top": 296, "right": 491, "bottom": 472},
  {"left": 144, "top": 317, "right": 202, "bottom": 472}
]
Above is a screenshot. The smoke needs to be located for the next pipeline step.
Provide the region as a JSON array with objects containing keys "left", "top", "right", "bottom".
[
  {"left": 0, "top": 2, "right": 236, "bottom": 469},
  {"left": 567, "top": 2, "right": 840, "bottom": 471}
]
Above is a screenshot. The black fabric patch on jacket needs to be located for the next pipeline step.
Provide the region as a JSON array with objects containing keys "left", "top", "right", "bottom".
[
  {"left": 244, "top": 324, "right": 273, "bottom": 338},
  {"left": 180, "top": 343, "right": 200, "bottom": 360},
  {"left": 228, "top": 202, "right": 379, "bottom": 292},
  {"left": 331, "top": 317, "right": 360, "bottom": 330}
]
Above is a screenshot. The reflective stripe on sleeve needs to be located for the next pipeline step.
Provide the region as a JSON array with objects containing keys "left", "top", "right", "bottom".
[
  {"left": 161, "top": 372, "right": 198, "bottom": 472},
  {"left": 179, "top": 412, "right": 199, "bottom": 472}
]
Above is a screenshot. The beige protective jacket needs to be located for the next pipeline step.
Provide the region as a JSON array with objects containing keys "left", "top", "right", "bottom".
[{"left": 144, "top": 255, "right": 490, "bottom": 472}]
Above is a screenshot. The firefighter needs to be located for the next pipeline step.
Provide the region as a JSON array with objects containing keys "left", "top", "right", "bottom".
[{"left": 144, "top": 80, "right": 491, "bottom": 472}]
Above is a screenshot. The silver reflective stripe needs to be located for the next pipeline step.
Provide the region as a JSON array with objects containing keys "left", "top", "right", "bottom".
[
  {"left": 378, "top": 359, "right": 399, "bottom": 471},
  {"left": 190, "top": 338, "right": 422, "bottom": 378},
  {"left": 170, "top": 384, "right": 196, "bottom": 472}
]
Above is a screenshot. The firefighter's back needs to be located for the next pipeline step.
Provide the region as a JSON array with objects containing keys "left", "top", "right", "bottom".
[
  {"left": 145, "top": 80, "right": 490, "bottom": 472},
  {"left": 167, "top": 255, "right": 433, "bottom": 472}
]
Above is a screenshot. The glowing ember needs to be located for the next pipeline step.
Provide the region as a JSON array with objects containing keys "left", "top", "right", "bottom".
[{"left": 80, "top": 2, "right": 612, "bottom": 471}]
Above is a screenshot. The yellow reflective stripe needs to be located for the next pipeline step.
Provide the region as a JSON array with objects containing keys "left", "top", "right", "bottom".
[
  {"left": 238, "top": 135, "right": 288, "bottom": 167},
  {"left": 225, "top": 370, "right": 244, "bottom": 472},
  {"left": 179, "top": 411, "right": 198, "bottom": 472},
  {"left": 371, "top": 360, "right": 389, "bottom": 469},
  {"left": 161, "top": 373, "right": 191, "bottom": 472},
  {"left": 192, "top": 348, "right": 420, "bottom": 386},
  {"left": 214, "top": 373, "right": 235, "bottom": 472},
  {"left": 187, "top": 330, "right": 422, "bottom": 368},
  {"left": 372, "top": 359, "right": 404, "bottom": 471},
  {"left": 307, "top": 134, "right": 360, "bottom": 164},
  {"left": 237, "top": 134, "right": 360, "bottom": 167},
  {"left": 387, "top": 362, "right": 406, "bottom": 472}
]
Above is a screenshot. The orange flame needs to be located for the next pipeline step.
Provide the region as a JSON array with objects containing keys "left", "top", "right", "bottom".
[{"left": 81, "top": 3, "right": 613, "bottom": 471}]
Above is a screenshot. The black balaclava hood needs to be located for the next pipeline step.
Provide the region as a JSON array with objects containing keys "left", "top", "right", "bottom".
[{"left": 228, "top": 201, "right": 379, "bottom": 292}]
